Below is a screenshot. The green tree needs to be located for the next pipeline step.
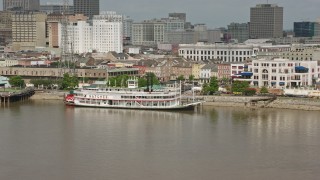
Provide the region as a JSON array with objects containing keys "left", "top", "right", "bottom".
[
  {"left": 145, "top": 73, "right": 160, "bottom": 85},
  {"left": 116, "top": 75, "right": 129, "bottom": 87},
  {"left": 107, "top": 73, "right": 159, "bottom": 88},
  {"left": 221, "top": 77, "right": 231, "bottom": 85},
  {"left": 231, "top": 81, "right": 250, "bottom": 95},
  {"left": 202, "top": 83, "right": 209, "bottom": 94},
  {"left": 188, "top": 75, "right": 195, "bottom": 81},
  {"left": 176, "top": 75, "right": 185, "bottom": 82},
  {"left": 138, "top": 77, "right": 147, "bottom": 87},
  {"left": 260, "top": 86, "right": 269, "bottom": 94},
  {"left": 82, "top": 77, "right": 89, "bottom": 83},
  {"left": 9, "top": 76, "right": 25, "bottom": 88},
  {"left": 60, "top": 73, "right": 79, "bottom": 90},
  {"left": 202, "top": 77, "right": 219, "bottom": 95},
  {"left": 107, "top": 77, "right": 116, "bottom": 87},
  {"left": 244, "top": 88, "right": 257, "bottom": 96}
]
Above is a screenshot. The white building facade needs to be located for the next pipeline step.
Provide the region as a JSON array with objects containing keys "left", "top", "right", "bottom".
[
  {"left": 64, "top": 13, "right": 123, "bottom": 54},
  {"left": 68, "top": 21, "right": 92, "bottom": 54},
  {"left": 248, "top": 59, "right": 320, "bottom": 88},
  {"left": 92, "top": 21, "right": 123, "bottom": 53},
  {"left": 179, "top": 42, "right": 254, "bottom": 62},
  {"left": 256, "top": 44, "right": 320, "bottom": 61},
  {"left": 200, "top": 64, "right": 218, "bottom": 83},
  {"left": 0, "top": 59, "right": 19, "bottom": 67}
]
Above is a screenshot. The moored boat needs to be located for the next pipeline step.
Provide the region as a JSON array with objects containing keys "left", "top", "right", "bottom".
[
  {"left": 64, "top": 93, "right": 75, "bottom": 105},
  {"left": 65, "top": 79, "right": 203, "bottom": 110}
]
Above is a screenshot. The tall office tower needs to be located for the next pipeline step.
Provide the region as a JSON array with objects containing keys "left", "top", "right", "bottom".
[
  {"left": 3, "top": 0, "right": 40, "bottom": 11},
  {"left": 11, "top": 12, "right": 47, "bottom": 51},
  {"left": 123, "top": 16, "right": 133, "bottom": 44},
  {"left": 47, "top": 13, "right": 64, "bottom": 48},
  {"left": 40, "top": 4, "right": 74, "bottom": 14},
  {"left": 169, "top": 13, "right": 186, "bottom": 22},
  {"left": 249, "top": 4, "right": 283, "bottom": 39},
  {"left": 294, "top": 22, "right": 320, "bottom": 37},
  {"left": 74, "top": 0, "right": 99, "bottom": 19},
  {"left": 316, "top": 23, "right": 320, "bottom": 37},
  {"left": 228, "top": 23, "right": 249, "bottom": 43},
  {"left": 193, "top": 24, "right": 208, "bottom": 42},
  {"left": 0, "top": 11, "right": 13, "bottom": 46},
  {"left": 92, "top": 12, "right": 123, "bottom": 53},
  {"left": 132, "top": 20, "right": 167, "bottom": 46}
]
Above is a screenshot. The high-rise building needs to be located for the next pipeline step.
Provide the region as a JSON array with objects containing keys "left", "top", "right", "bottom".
[
  {"left": 0, "top": 11, "right": 13, "bottom": 46},
  {"left": 193, "top": 24, "right": 208, "bottom": 42},
  {"left": 294, "top": 22, "right": 320, "bottom": 37},
  {"left": 47, "top": 13, "right": 64, "bottom": 48},
  {"left": 74, "top": 0, "right": 99, "bottom": 19},
  {"left": 54, "top": 13, "right": 122, "bottom": 54},
  {"left": 207, "top": 29, "right": 222, "bottom": 43},
  {"left": 123, "top": 16, "right": 133, "bottom": 44},
  {"left": 294, "top": 22, "right": 315, "bottom": 37},
  {"left": 92, "top": 12, "right": 123, "bottom": 53},
  {"left": 249, "top": 4, "right": 283, "bottom": 39},
  {"left": 67, "top": 20, "right": 92, "bottom": 54},
  {"left": 92, "top": 11, "right": 132, "bottom": 44},
  {"left": 164, "top": 17, "right": 185, "bottom": 32},
  {"left": 316, "top": 23, "right": 320, "bottom": 37},
  {"left": 132, "top": 20, "right": 166, "bottom": 46},
  {"left": 228, "top": 23, "right": 249, "bottom": 43},
  {"left": 3, "top": 0, "right": 40, "bottom": 11},
  {"left": 11, "top": 12, "right": 47, "bottom": 51},
  {"left": 166, "top": 30, "right": 194, "bottom": 44},
  {"left": 47, "top": 14, "right": 88, "bottom": 49},
  {"left": 40, "top": 4, "right": 74, "bottom": 14},
  {"left": 168, "top": 13, "right": 186, "bottom": 22}
]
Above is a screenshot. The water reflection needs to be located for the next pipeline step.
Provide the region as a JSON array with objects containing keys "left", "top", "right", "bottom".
[
  {"left": 199, "top": 106, "right": 320, "bottom": 139},
  {"left": 69, "top": 107, "right": 195, "bottom": 122}
]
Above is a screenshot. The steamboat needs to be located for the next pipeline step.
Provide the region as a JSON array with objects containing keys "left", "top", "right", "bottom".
[{"left": 64, "top": 79, "right": 203, "bottom": 110}]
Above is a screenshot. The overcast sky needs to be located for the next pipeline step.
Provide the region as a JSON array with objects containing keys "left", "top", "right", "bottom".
[{"left": 1, "top": 0, "right": 319, "bottom": 30}]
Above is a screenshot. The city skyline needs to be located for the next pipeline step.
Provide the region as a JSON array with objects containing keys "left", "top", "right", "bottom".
[{"left": 1, "top": 0, "right": 319, "bottom": 29}]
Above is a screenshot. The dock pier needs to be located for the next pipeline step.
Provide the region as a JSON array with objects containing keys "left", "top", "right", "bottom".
[{"left": 0, "top": 88, "right": 35, "bottom": 105}]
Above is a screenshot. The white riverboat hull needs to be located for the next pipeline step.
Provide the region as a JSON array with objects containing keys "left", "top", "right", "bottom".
[{"left": 73, "top": 100, "right": 202, "bottom": 110}]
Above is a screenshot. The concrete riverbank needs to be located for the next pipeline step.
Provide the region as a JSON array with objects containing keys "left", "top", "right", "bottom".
[
  {"left": 29, "top": 90, "right": 66, "bottom": 100},
  {"left": 202, "top": 95, "right": 320, "bottom": 111}
]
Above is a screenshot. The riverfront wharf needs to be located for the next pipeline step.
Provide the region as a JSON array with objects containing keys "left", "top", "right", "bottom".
[{"left": 0, "top": 88, "right": 35, "bottom": 105}]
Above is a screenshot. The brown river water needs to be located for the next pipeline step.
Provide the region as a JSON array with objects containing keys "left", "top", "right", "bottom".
[{"left": 0, "top": 100, "right": 319, "bottom": 180}]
